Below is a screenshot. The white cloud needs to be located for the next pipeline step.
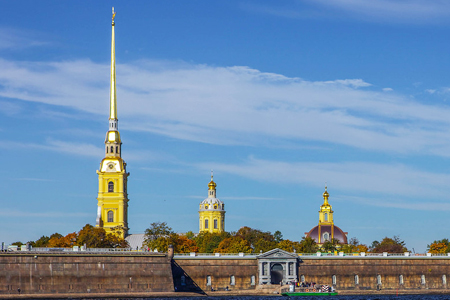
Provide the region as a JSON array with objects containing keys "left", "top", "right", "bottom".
[
  {"left": 194, "top": 157, "right": 450, "bottom": 208},
  {"left": 383, "top": 88, "right": 393, "bottom": 92},
  {"left": 0, "top": 28, "right": 49, "bottom": 50},
  {"left": 2, "top": 58, "right": 450, "bottom": 156}
]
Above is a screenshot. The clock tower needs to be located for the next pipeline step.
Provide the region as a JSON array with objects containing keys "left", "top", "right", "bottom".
[{"left": 95, "top": 8, "right": 129, "bottom": 238}]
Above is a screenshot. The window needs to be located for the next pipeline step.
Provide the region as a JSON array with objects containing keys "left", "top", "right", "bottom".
[
  {"left": 110, "top": 146, "right": 114, "bottom": 153},
  {"left": 181, "top": 275, "right": 186, "bottom": 286},
  {"left": 323, "top": 232, "right": 330, "bottom": 241},
  {"left": 106, "top": 147, "right": 108, "bottom": 153},
  {"left": 108, "top": 181, "right": 114, "bottom": 192},
  {"left": 262, "top": 262, "right": 267, "bottom": 276},
  {"left": 205, "top": 219, "right": 209, "bottom": 229},
  {"left": 210, "top": 191, "right": 213, "bottom": 195},
  {"left": 251, "top": 275, "right": 256, "bottom": 286},
  {"left": 399, "top": 275, "right": 404, "bottom": 285},
  {"left": 354, "top": 275, "right": 359, "bottom": 285},
  {"left": 421, "top": 275, "right": 426, "bottom": 285},
  {"left": 107, "top": 210, "right": 114, "bottom": 222},
  {"left": 214, "top": 205, "right": 217, "bottom": 209},
  {"left": 206, "top": 275, "right": 211, "bottom": 286},
  {"left": 205, "top": 205, "right": 209, "bottom": 210},
  {"left": 230, "top": 275, "right": 235, "bottom": 286},
  {"left": 116, "top": 146, "right": 118, "bottom": 153},
  {"left": 301, "top": 275, "right": 305, "bottom": 282},
  {"left": 324, "top": 213, "right": 328, "bottom": 221},
  {"left": 443, "top": 275, "right": 447, "bottom": 285},
  {"left": 222, "top": 204, "right": 225, "bottom": 209},
  {"left": 214, "top": 219, "right": 218, "bottom": 229},
  {"left": 377, "top": 275, "right": 382, "bottom": 285},
  {"left": 332, "top": 275, "right": 336, "bottom": 285}
]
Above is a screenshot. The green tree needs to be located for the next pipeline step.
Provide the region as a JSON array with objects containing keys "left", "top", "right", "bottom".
[
  {"left": 31, "top": 235, "right": 50, "bottom": 247},
  {"left": 297, "top": 236, "right": 318, "bottom": 253},
  {"left": 235, "top": 226, "right": 276, "bottom": 252},
  {"left": 11, "top": 241, "right": 23, "bottom": 247},
  {"left": 194, "top": 231, "right": 230, "bottom": 253},
  {"left": 370, "top": 236, "right": 407, "bottom": 253},
  {"left": 274, "top": 230, "right": 283, "bottom": 243},
  {"left": 321, "top": 238, "right": 341, "bottom": 252},
  {"left": 277, "top": 239, "right": 302, "bottom": 252},
  {"left": 214, "top": 236, "right": 252, "bottom": 253},
  {"left": 144, "top": 222, "right": 175, "bottom": 252}
]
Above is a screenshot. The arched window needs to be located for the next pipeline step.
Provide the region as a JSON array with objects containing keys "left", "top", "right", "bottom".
[
  {"left": 110, "top": 146, "right": 114, "bottom": 153},
  {"left": 230, "top": 275, "right": 235, "bottom": 285},
  {"left": 116, "top": 146, "right": 118, "bottom": 153},
  {"left": 324, "top": 213, "right": 328, "bottom": 221},
  {"left": 377, "top": 274, "right": 382, "bottom": 285},
  {"left": 251, "top": 275, "right": 256, "bottom": 285},
  {"left": 332, "top": 275, "right": 337, "bottom": 285},
  {"left": 323, "top": 232, "right": 330, "bottom": 241},
  {"left": 108, "top": 181, "right": 114, "bottom": 192},
  {"left": 301, "top": 275, "right": 305, "bottom": 282},
  {"left": 399, "top": 275, "right": 404, "bottom": 285},
  {"left": 421, "top": 275, "right": 426, "bottom": 285},
  {"left": 443, "top": 275, "right": 447, "bottom": 285},
  {"left": 106, "top": 147, "right": 108, "bottom": 153},
  {"left": 214, "top": 219, "right": 218, "bottom": 229},
  {"left": 354, "top": 274, "right": 359, "bottom": 285},
  {"left": 205, "top": 219, "right": 209, "bottom": 229},
  {"left": 206, "top": 275, "right": 211, "bottom": 286},
  {"left": 107, "top": 210, "right": 114, "bottom": 222}
]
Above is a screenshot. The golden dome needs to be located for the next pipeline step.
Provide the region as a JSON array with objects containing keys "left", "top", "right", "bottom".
[{"left": 208, "top": 180, "right": 216, "bottom": 190}]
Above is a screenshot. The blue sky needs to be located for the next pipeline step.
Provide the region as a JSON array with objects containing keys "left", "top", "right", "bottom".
[{"left": 2, "top": 0, "right": 450, "bottom": 252}]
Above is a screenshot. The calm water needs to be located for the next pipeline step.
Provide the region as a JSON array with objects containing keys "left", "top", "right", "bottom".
[{"left": 28, "top": 295, "right": 450, "bottom": 300}]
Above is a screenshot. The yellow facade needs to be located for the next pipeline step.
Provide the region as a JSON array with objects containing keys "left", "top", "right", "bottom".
[
  {"left": 198, "top": 175, "right": 225, "bottom": 234},
  {"left": 96, "top": 9, "right": 129, "bottom": 239},
  {"left": 318, "top": 187, "right": 334, "bottom": 226}
]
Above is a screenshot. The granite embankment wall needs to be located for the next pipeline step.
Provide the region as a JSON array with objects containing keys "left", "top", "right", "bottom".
[
  {"left": 173, "top": 256, "right": 258, "bottom": 292},
  {"left": 300, "top": 256, "right": 450, "bottom": 291},
  {"left": 172, "top": 255, "right": 450, "bottom": 293},
  {"left": 0, "top": 252, "right": 174, "bottom": 295}
]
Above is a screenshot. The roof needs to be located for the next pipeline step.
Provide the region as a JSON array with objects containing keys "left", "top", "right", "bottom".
[
  {"left": 125, "top": 233, "right": 146, "bottom": 250},
  {"left": 305, "top": 224, "right": 348, "bottom": 245}
]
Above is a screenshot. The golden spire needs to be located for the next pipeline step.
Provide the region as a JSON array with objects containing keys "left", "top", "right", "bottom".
[
  {"left": 110, "top": 7, "right": 117, "bottom": 121},
  {"left": 323, "top": 185, "right": 329, "bottom": 205}
]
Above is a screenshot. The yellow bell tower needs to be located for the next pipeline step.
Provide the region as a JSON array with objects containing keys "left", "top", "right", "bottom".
[
  {"left": 317, "top": 186, "right": 334, "bottom": 244},
  {"left": 95, "top": 8, "right": 129, "bottom": 238},
  {"left": 199, "top": 172, "right": 225, "bottom": 233}
]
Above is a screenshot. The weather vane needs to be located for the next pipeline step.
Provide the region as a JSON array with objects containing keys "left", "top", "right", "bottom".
[{"left": 112, "top": 7, "right": 116, "bottom": 22}]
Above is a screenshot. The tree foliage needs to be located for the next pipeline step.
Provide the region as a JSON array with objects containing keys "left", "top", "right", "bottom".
[
  {"left": 370, "top": 236, "right": 407, "bottom": 253},
  {"left": 297, "top": 237, "right": 318, "bottom": 253},
  {"left": 428, "top": 239, "right": 450, "bottom": 253},
  {"left": 214, "top": 236, "right": 252, "bottom": 253}
]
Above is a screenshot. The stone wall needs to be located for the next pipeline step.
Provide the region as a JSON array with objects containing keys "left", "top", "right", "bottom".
[
  {"left": 299, "top": 257, "right": 450, "bottom": 291},
  {"left": 173, "top": 257, "right": 258, "bottom": 292},
  {"left": 0, "top": 252, "right": 174, "bottom": 295}
]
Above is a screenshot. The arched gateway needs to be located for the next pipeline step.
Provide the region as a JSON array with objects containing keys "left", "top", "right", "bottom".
[{"left": 257, "top": 248, "right": 299, "bottom": 285}]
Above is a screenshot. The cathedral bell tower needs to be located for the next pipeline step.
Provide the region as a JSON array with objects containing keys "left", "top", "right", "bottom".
[{"left": 95, "top": 8, "right": 130, "bottom": 238}]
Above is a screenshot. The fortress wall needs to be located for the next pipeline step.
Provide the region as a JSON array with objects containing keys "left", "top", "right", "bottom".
[
  {"left": 0, "top": 253, "right": 174, "bottom": 295},
  {"left": 299, "top": 257, "right": 450, "bottom": 291},
  {"left": 174, "top": 257, "right": 258, "bottom": 291}
]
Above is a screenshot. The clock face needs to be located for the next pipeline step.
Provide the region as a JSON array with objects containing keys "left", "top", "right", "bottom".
[{"left": 108, "top": 163, "right": 115, "bottom": 169}]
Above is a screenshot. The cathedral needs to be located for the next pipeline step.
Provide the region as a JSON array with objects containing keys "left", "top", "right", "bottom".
[
  {"left": 95, "top": 9, "right": 130, "bottom": 239},
  {"left": 95, "top": 10, "right": 347, "bottom": 248}
]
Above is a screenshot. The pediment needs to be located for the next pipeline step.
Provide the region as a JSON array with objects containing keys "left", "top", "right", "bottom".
[{"left": 257, "top": 248, "right": 298, "bottom": 259}]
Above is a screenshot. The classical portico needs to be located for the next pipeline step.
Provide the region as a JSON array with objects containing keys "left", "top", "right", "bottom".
[{"left": 257, "top": 248, "right": 299, "bottom": 285}]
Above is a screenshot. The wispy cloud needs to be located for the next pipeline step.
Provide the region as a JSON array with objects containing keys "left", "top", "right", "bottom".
[
  {"left": 195, "top": 157, "right": 450, "bottom": 205},
  {"left": 0, "top": 28, "right": 49, "bottom": 50},
  {"left": 2, "top": 58, "right": 450, "bottom": 157},
  {"left": 0, "top": 139, "right": 102, "bottom": 157},
  {"left": 243, "top": 0, "right": 450, "bottom": 24},
  {"left": 0, "top": 209, "right": 90, "bottom": 218}
]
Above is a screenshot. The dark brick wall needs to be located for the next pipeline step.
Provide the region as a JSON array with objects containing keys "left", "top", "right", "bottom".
[
  {"left": 298, "top": 257, "right": 450, "bottom": 291},
  {"left": 0, "top": 253, "right": 174, "bottom": 295},
  {"left": 174, "top": 258, "right": 258, "bottom": 292}
]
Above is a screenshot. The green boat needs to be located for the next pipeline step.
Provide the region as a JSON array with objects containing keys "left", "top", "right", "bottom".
[
  {"left": 281, "top": 285, "right": 337, "bottom": 296},
  {"left": 281, "top": 291, "right": 338, "bottom": 296}
]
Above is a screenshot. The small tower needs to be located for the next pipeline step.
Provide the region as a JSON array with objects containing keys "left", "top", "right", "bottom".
[
  {"left": 198, "top": 172, "right": 225, "bottom": 233},
  {"left": 96, "top": 8, "right": 130, "bottom": 238},
  {"left": 304, "top": 187, "right": 348, "bottom": 246}
]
